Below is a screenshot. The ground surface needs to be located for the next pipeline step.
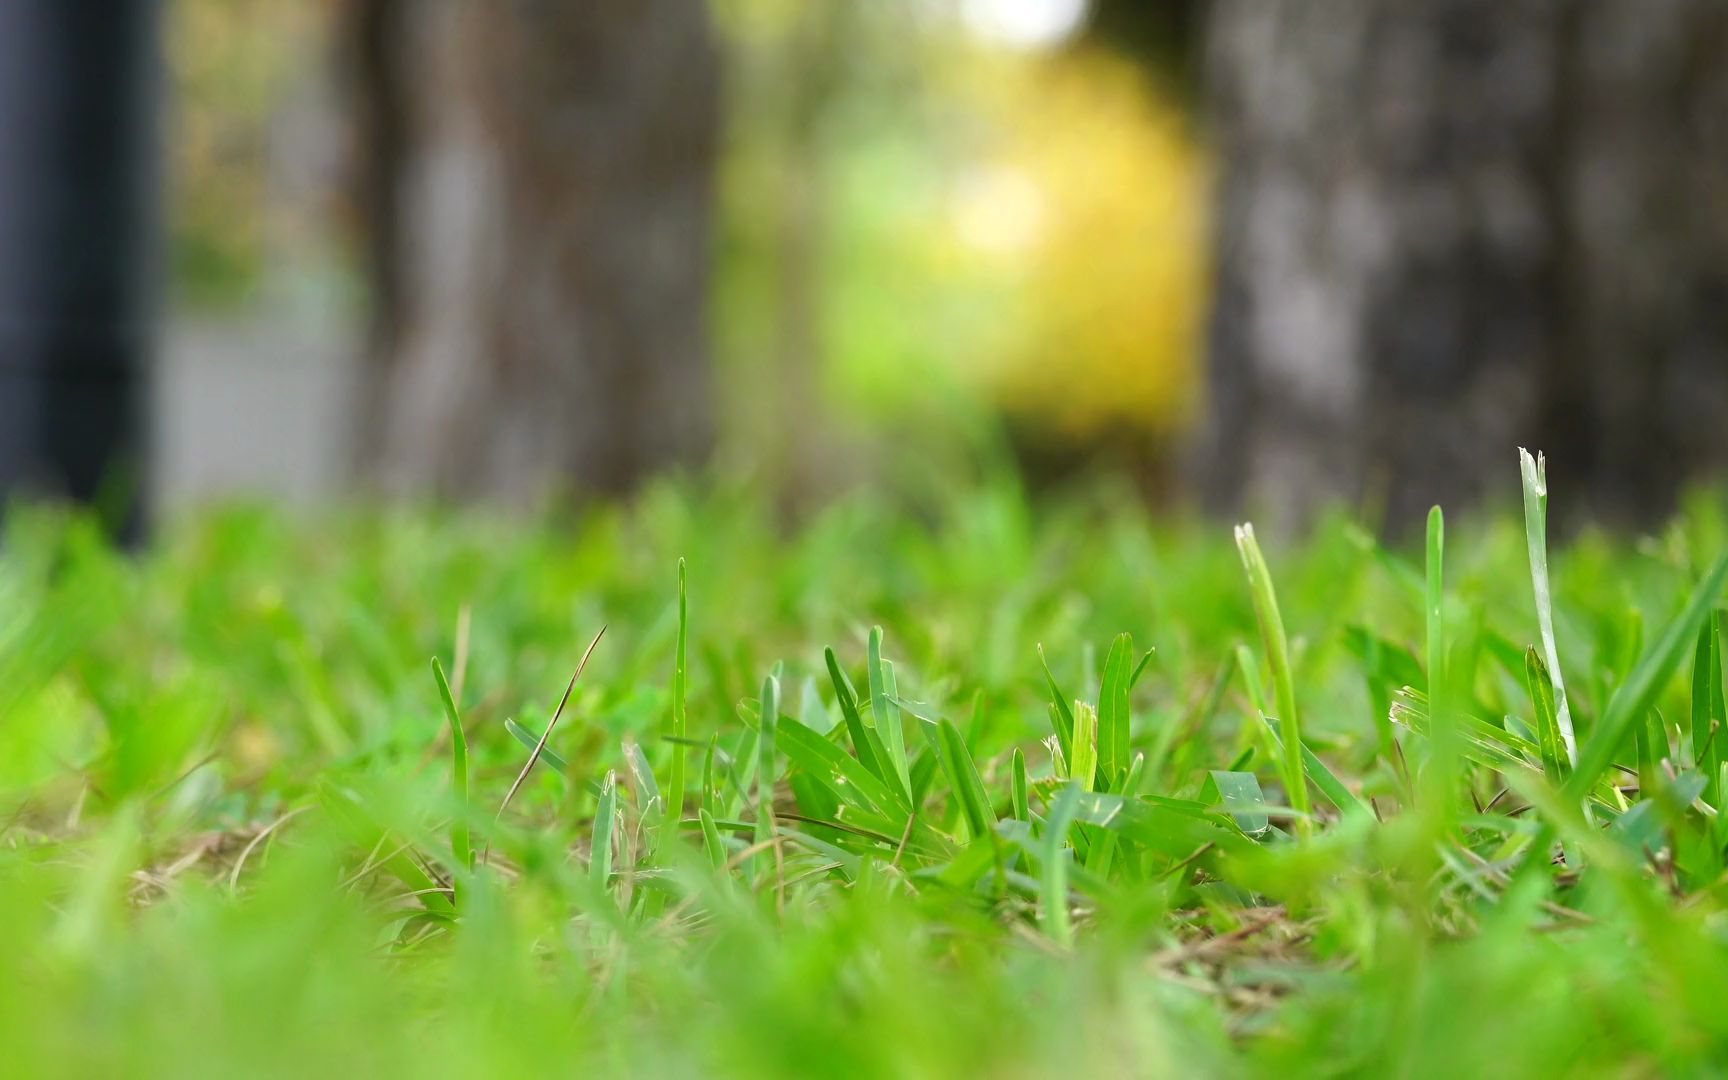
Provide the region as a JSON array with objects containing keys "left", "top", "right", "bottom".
[{"left": 5, "top": 464, "right": 1728, "bottom": 1076}]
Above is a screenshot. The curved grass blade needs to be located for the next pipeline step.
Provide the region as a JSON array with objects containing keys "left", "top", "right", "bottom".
[
  {"left": 699, "top": 807, "right": 727, "bottom": 870},
  {"left": 1521, "top": 449, "right": 1577, "bottom": 763},
  {"left": 431, "top": 657, "right": 472, "bottom": 888},
  {"left": 1120, "top": 751, "right": 1147, "bottom": 797},
  {"left": 937, "top": 717, "right": 997, "bottom": 840},
  {"left": 868, "top": 628, "right": 912, "bottom": 799},
  {"left": 504, "top": 718, "right": 569, "bottom": 775},
  {"left": 498, "top": 625, "right": 607, "bottom": 822},
  {"left": 1567, "top": 553, "right": 1728, "bottom": 802},
  {"left": 776, "top": 716, "right": 905, "bottom": 820},
  {"left": 1037, "top": 644, "right": 1076, "bottom": 767},
  {"left": 1392, "top": 689, "right": 1620, "bottom": 809},
  {"left": 1262, "top": 716, "right": 1371, "bottom": 822},
  {"left": 825, "top": 646, "right": 892, "bottom": 785},
  {"left": 1128, "top": 648, "right": 1156, "bottom": 691}
]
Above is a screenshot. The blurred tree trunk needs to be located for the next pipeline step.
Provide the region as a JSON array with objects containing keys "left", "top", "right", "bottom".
[
  {"left": 347, "top": 0, "right": 719, "bottom": 500},
  {"left": 1197, "top": 0, "right": 1728, "bottom": 530},
  {"left": 763, "top": 3, "right": 844, "bottom": 515}
]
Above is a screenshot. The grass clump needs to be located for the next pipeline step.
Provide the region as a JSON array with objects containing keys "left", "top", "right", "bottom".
[{"left": 5, "top": 458, "right": 1728, "bottom": 1074}]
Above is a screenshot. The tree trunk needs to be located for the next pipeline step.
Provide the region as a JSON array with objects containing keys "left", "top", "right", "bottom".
[
  {"left": 1197, "top": 0, "right": 1728, "bottom": 531},
  {"left": 348, "top": 0, "right": 719, "bottom": 501}
]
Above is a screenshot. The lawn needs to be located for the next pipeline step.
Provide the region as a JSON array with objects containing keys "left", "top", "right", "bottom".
[{"left": 5, "top": 453, "right": 1728, "bottom": 1076}]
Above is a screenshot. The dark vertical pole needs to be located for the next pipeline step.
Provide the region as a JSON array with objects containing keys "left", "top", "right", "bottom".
[{"left": 0, "top": 1, "right": 161, "bottom": 535}]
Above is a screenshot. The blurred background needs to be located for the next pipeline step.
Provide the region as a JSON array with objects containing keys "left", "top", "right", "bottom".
[{"left": 3, "top": 0, "right": 1726, "bottom": 534}]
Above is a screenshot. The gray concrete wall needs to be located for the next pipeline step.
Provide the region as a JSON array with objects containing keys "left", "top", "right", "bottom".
[{"left": 152, "top": 315, "right": 357, "bottom": 514}]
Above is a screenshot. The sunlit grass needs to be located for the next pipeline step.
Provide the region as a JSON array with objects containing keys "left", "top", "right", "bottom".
[{"left": 5, "top": 459, "right": 1728, "bottom": 1074}]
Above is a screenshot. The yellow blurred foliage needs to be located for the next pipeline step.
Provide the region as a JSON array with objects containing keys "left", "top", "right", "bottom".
[{"left": 939, "top": 48, "right": 1208, "bottom": 438}]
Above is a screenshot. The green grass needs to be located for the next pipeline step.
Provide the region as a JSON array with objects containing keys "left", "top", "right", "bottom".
[
  {"left": 1235, "top": 522, "right": 1309, "bottom": 835},
  {"left": 7, "top": 462, "right": 1728, "bottom": 1075}
]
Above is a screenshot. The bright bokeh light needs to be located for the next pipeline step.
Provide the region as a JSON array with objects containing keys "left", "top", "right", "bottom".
[
  {"left": 936, "top": 47, "right": 1208, "bottom": 438},
  {"left": 952, "top": 166, "right": 1047, "bottom": 257},
  {"left": 959, "top": 0, "right": 1090, "bottom": 51}
]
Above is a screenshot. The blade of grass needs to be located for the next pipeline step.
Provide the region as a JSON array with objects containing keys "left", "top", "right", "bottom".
[
  {"left": 1393, "top": 688, "right": 1550, "bottom": 768},
  {"left": 1261, "top": 716, "right": 1372, "bottom": 822},
  {"left": 1236, "top": 644, "right": 1269, "bottom": 715},
  {"left": 1521, "top": 448, "right": 1577, "bottom": 763},
  {"left": 776, "top": 716, "right": 906, "bottom": 822},
  {"left": 667, "top": 559, "right": 689, "bottom": 828},
  {"left": 1070, "top": 702, "right": 1098, "bottom": 792},
  {"left": 756, "top": 673, "right": 780, "bottom": 853},
  {"left": 1128, "top": 649, "right": 1156, "bottom": 691},
  {"left": 1691, "top": 612, "right": 1725, "bottom": 804},
  {"left": 699, "top": 807, "right": 727, "bottom": 870},
  {"left": 825, "top": 646, "right": 891, "bottom": 784},
  {"left": 1566, "top": 553, "right": 1728, "bottom": 802},
  {"left": 1037, "top": 644, "right": 1076, "bottom": 767},
  {"left": 504, "top": 718, "right": 570, "bottom": 775},
  {"left": 868, "top": 627, "right": 912, "bottom": 800},
  {"left": 591, "top": 770, "right": 618, "bottom": 890},
  {"left": 1635, "top": 707, "right": 1666, "bottom": 796},
  {"left": 431, "top": 657, "right": 472, "bottom": 889},
  {"left": 702, "top": 735, "right": 719, "bottom": 817},
  {"left": 1202, "top": 770, "right": 1269, "bottom": 835},
  {"left": 727, "top": 728, "right": 759, "bottom": 820},
  {"left": 1097, "top": 632, "right": 1133, "bottom": 793},
  {"left": 937, "top": 718, "right": 997, "bottom": 841},
  {"left": 1425, "top": 506, "right": 1458, "bottom": 803},
  {"left": 1121, "top": 751, "right": 1147, "bottom": 797},
  {"left": 882, "top": 659, "right": 912, "bottom": 790},
  {"left": 498, "top": 625, "right": 607, "bottom": 823},
  {"left": 1041, "top": 782, "right": 1084, "bottom": 947},
  {"left": 1235, "top": 523, "right": 1309, "bottom": 836},
  {"left": 1011, "top": 748, "right": 1029, "bottom": 822},
  {"left": 1525, "top": 648, "right": 1567, "bottom": 784},
  {"left": 623, "top": 739, "right": 663, "bottom": 827}
]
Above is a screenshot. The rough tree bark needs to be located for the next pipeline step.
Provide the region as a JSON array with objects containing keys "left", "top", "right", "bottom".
[
  {"left": 1196, "top": 0, "right": 1728, "bottom": 531},
  {"left": 348, "top": 0, "right": 719, "bottom": 500}
]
